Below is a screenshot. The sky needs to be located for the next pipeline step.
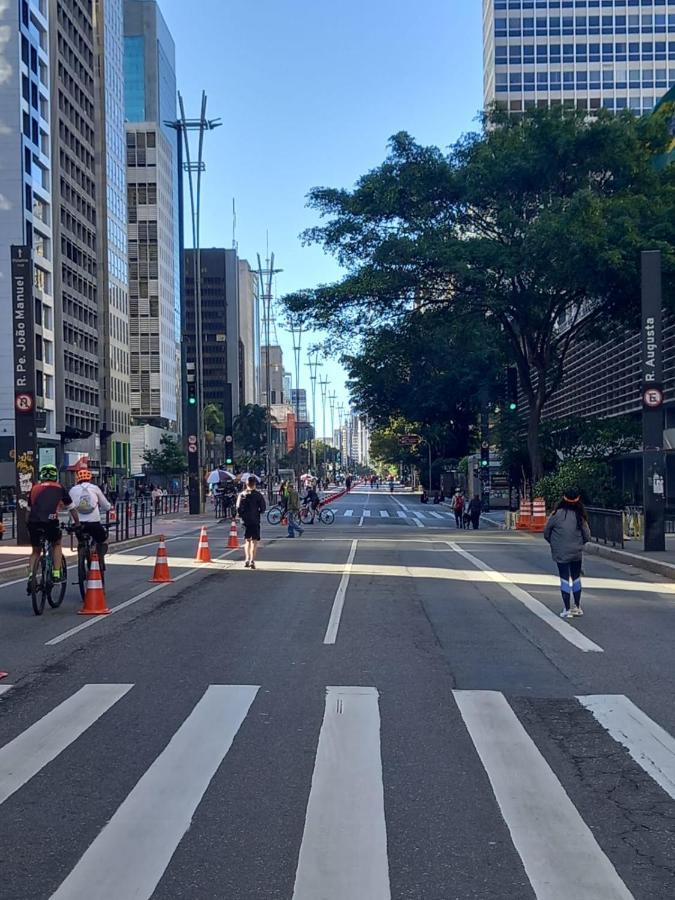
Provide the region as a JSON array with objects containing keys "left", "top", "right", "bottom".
[{"left": 160, "top": 0, "right": 484, "bottom": 426}]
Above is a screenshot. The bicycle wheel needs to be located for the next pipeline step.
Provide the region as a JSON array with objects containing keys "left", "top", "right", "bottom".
[
  {"left": 30, "top": 555, "right": 46, "bottom": 616},
  {"left": 48, "top": 553, "right": 67, "bottom": 608},
  {"left": 319, "top": 507, "right": 335, "bottom": 525},
  {"left": 299, "top": 506, "right": 312, "bottom": 524},
  {"left": 77, "top": 545, "right": 89, "bottom": 601},
  {"left": 267, "top": 507, "right": 281, "bottom": 525}
]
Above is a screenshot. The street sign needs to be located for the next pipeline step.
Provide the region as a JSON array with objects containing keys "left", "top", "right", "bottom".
[
  {"left": 225, "top": 435, "right": 233, "bottom": 443},
  {"left": 15, "top": 393, "right": 34, "bottom": 413},
  {"left": 643, "top": 386, "right": 664, "bottom": 408},
  {"left": 188, "top": 445, "right": 197, "bottom": 453},
  {"left": 399, "top": 434, "right": 420, "bottom": 446},
  {"left": 188, "top": 435, "right": 197, "bottom": 444}
]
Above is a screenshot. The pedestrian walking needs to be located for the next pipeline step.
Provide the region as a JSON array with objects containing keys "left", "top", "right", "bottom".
[
  {"left": 468, "top": 494, "right": 482, "bottom": 530},
  {"left": 451, "top": 490, "right": 464, "bottom": 528},
  {"left": 543, "top": 487, "right": 591, "bottom": 619},
  {"left": 285, "top": 483, "right": 304, "bottom": 538},
  {"left": 236, "top": 475, "right": 267, "bottom": 569}
]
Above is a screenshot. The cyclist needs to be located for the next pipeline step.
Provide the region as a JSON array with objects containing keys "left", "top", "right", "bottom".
[
  {"left": 26, "top": 463, "right": 79, "bottom": 588},
  {"left": 303, "top": 482, "right": 321, "bottom": 524},
  {"left": 69, "top": 469, "right": 111, "bottom": 562}
]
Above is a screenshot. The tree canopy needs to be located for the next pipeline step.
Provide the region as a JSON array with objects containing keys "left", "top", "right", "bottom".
[
  {"left": 284, "top": 107, "right": 675, "bottom": 479},
  {"left": 142, "top": 434, "right": 187, "bottom": 478}
]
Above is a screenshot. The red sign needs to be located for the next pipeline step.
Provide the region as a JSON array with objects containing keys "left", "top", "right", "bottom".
[
  {"left": 188, "top": 445, "right": 197, "bottom": 453},
  {"left": 643, "top": 387, "right": 664, "bottom": 408},
  {"left": 15, "top": 392, "right": 34, "bottom": 413}
]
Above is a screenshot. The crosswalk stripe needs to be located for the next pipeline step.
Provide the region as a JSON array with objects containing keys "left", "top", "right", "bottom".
[
  {"left": 293, "top": 686, "right": 390, "bottom": 900},
  {"left": 579, "top": 694, "right": 675, "bottom": 800},
  {"left": 396, "top": 510, "right": 407, "bottom": 518},
  {"left": 50, "top": 685, "right": 259, "bottom": 900},
  {"left": 0, "top": 684, "right": 132, "bottom": 807},
  {"left": 0, "top": 685, "right": 12, "bottom": 697},
  {"left": 412, "top": 511, "right": 426, "bottom": 518},
  {"left": 454, "top": 690, "right": 632, "bottom": 900},
  {"left": 343, "top": 509, "right": 354, "bottom": 517},
  {"left": 379, "top": 510, "right": 390, "bottom": 518},
  {"left": 429, "top": 511, "right": 443, "bottom": 519},
  {"left": 446, "top": 542, "right": 603, "bottom": 654},
  {"left": 363, "top": 509, "right": 371, "bottom": 517}
]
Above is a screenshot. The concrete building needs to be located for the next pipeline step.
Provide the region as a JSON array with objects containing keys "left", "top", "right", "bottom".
[
  {"left": 290, "top": 388, "right": 308, "bottom": 422},
  {"left": 483, "top": 0, "right": 675, "bottom": 115},
  {"left": 261, "top": 345, "right": 286, "bottom": 407},
  {"left": 238, "top": 259, "right": 259, "bottom": 407},
  {"left": 50, "top": 0, "right": 101, "bottom": 460},
  {"left": 184, "top": 248, "right": 241, "bottom": 432},
  {"left": 0, "top": 0, "right": 57, "bottom": 484},
  {"left": 123, "top": 0, "right": 179, "bottom": 434},
  {"left": 94, "top": 0, "right": 130, "bottom": 477}
]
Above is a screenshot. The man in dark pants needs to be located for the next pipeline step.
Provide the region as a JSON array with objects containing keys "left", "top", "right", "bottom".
[
  {"left": 236, "top": 476, "right": 267, "bottom": 569},
  {"left": 468, "top": 495, "right": 483, "bottom": 530}
]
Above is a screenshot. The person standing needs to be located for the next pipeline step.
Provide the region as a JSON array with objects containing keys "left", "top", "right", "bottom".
[
  {"left": 285, "top": 482, "right": 304, "bottom": 538},
  {"left": 236, "top": 475, "right": 267, "bottom": 569},
  {"left": 451, "top": 490, "right": 464, "bottom": 528},
  {"left": 544, "top": 488, "right": 591, "bottom": 619},
  {"left": 468, "top": 494, "right": 482, "bottom": 530}
]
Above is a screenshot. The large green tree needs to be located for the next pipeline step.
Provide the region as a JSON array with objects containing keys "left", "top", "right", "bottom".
[
  {"left": 233, "top": 404, "right": 270, "bottom": 467},
  {"left": 284, "top": 107, "right": 674, "bottom": 480},
  {"left": 142, "top": 434, "right": 187, "bottom": 478}
]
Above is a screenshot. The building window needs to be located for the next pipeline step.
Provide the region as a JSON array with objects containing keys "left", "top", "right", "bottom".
[{"left": 123, "top": 36, "right": 145, "bottom": 121}]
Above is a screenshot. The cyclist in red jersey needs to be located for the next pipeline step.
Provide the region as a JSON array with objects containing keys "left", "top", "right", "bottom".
[{"left": 26, "top": 464, "right": 79, "bottom": 585}]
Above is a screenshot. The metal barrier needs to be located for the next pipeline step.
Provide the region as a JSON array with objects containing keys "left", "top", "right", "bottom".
[
  {"left": 586, "top": 507, "right": 624, "bottom": 549},
  {"left": 0, "top": 508, "right": 16, "bottom": 540},
  {"left": 106, "top": 500, "right": 154, "bottom": 543},
  {"left": 152, "top": 494, "right": 183, "bottom": 517}
]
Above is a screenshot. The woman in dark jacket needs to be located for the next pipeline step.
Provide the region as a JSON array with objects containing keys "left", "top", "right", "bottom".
[{"left": 543, "top": 488, "right": 591, "bottom": 619}]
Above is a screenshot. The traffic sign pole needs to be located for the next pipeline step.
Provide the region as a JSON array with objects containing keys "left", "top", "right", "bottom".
[{"left": 641, "top": 250, "right": 665, "bottom": 552}]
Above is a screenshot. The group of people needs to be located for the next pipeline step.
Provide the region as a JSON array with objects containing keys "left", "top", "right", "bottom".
[{"left": 450, "top": 491, "right": 483, "bottom": 530}]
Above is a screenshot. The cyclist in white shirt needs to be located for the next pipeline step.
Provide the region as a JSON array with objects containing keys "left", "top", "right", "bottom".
[{"left": 69, "top": 469, "right": 111, "bottom": 557}]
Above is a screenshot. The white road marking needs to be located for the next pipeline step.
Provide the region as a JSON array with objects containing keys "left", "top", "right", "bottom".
[
  {"left": 446, "top": 542, "right": 603, "bottom": 653},
  {"left": 0, "top": 685, "right": 13, "bottom": 697},
  {"left": 412, "top": 511, "right": 427, "bottom": 519},
  {"left": 363, "top": 509, "right": 371, "bottom": 517},
  {"left": 413, "top": 518, "right": 424, "bottom": 528},
  {"left": 396, "top": 511, "right": 407, "bottom": 519},
  {"left": 379, "top": 510, "right": 390, "bottom": 518},
  {"left": 292, "top": 686, "right": 390, "bottom": 900},
  {"left": 45, "top": 551, "right": 237, "bottom": 647},
  {"left": 50, "top": 685, "right": 258, "bottom": 900},
  {"left": 344, "top": 509, "right": 354, "bottom": 517},
  {"left": 579, "top": 694, "right": 675, "bottom": 799},
  {"left": 429, "top": 511, "right": 443, "bottom": 519},
  {"left": 358, "top": 492, "right": 370, "bottom": 527},
  {"left": 324, "top": 540, "right": 358, "bottom": 644},
  {"left": 0, "top": 684, "right": 132, "bottom": 806},
  {"left": 454, "top": 690, "right": 632, "bottom": 900}
]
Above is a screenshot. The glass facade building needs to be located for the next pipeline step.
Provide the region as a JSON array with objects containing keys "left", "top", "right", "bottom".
[{"left": 483, "top": 0, "right": 675, "bottom": 114}]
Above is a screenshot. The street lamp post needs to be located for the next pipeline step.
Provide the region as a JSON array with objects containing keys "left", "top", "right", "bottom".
[
  {"left": 328, "top": 391, "right": 337, "bottom": 484},
  {"left": 319, "top": 376, "right": 329, "bottom": 482},
  {"left": 289, "top": 318, "right": 303, "bottom": 483},
  {"left": 306, "top": 351, "right": 321, "bottom": 474}
]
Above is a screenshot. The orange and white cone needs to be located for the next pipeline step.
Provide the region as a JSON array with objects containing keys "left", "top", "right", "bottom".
[
  {"left": 195, "top": 526, "right": 212, "bottom": 563},
  {"left": 150, "top": 535, "right": 172, "bottom": 583},
  {"left": 78, "top": 550, "right": 111, "bottom": 616},
  {"left": 227, "top": 519, "right": 239, "bottom": 549}
]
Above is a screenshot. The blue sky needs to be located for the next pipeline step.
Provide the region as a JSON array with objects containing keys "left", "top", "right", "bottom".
[{"left": 160, "top": 0, "right": 484, "bottom": 423}]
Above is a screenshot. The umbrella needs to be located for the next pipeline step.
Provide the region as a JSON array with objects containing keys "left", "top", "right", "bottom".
[
  {"left": 240, "top": 472, "right": 260, "bottom": 483},
  {"left": 207, "top": 469, "right": 235, "bottom": 485}
]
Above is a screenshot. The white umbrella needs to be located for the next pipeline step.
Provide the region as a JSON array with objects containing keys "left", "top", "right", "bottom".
[
  {"left": 207, "top": 469, "right": 235, "bottom": 485},
  {"left": 239, "top": 472, "right": 260, "bottom": 483}
]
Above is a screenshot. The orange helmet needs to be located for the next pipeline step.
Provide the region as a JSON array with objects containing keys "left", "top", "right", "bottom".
[{"left": 76, "top": 468, "right": 93, "bottom": 483}]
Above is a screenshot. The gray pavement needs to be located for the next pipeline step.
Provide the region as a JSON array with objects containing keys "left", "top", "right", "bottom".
[{"left": 1, "top": 486, "right": 675, "bottom": 898}]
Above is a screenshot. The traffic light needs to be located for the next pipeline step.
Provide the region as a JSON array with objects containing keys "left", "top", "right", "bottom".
[
  {"left": 187, "top": 382, "right": 197, "bottom": 406},
  {"left": 506, "top": 367, "right": 518, "bottom": 412},
  {"left": 186, "top": 362, "right": 197, "bottom": 406},
  {"left": 480, "top": 442, "right": 489, "bottom": 468}
]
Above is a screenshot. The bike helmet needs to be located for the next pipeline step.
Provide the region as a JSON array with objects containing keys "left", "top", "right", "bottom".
[
  {"left": 39, "top": 464, "right": 58, "bottom": 481},
  {"left": 76, "top": 468, "right": 93, "bottom": 483}
]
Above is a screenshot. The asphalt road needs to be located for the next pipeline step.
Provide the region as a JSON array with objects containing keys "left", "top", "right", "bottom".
[{"left": 2, "top": 486, "right": 675, "bottom": 899}]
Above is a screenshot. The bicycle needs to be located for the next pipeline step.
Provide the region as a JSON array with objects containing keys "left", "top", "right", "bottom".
[
  {"left": 266, "top": 504, "right": 285, "bottom": 525},
  {"left": 67, "top": 524, "right": 107, "bottom": 601},
  {"left": 300, "top": 504, "right": 335, "bottom": 525},
  {"left": 29, "top": 526, "right": 68, "bottom": 616}
]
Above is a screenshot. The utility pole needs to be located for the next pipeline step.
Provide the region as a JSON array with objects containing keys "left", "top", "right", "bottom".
[
  {"left": 289, "top": 318, "right": 303, "bottom": 483},
  {"left": 329, "top": 391, "right": 337, "bottom": 483},
  {"left": 257, "top": 252, "right": 282, "bottom": 501},
  {"left": 306, "top": 351, "right": 321, "bottom": 474},
  {"left": 166, "top": 92, "right": 221, "bottom": 515},
  {"left": 641, "top": 250, "right": 665, "bottom": 551},
  {"left": 319, "top": 376, "right": 329, "bottom": 481}
]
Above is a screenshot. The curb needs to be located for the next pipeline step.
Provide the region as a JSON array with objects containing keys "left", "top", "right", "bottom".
[{"left": 584, "top": 541, "right": 675, "bottom": 580}]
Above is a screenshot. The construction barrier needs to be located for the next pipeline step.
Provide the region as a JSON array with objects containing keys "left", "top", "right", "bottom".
[
  {"left": 149, "top": 536, "right": 172, "bottom": 583},
  {"left": 195, "top": 526, "right": 212, "bottom": 563},
  {"left": 530, "top": 497, "right": 547, "bottom": 533},
  {"left": 78, "top": 551, "right": 111, "bottom": 616},
  {"left": 515, "top": 497, "right": 533, "bottom": 530}
]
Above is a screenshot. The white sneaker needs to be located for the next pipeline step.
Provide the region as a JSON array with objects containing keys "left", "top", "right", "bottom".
[
  {"left": 572, "top": 606, "right": 583, "bottom": 617},
  {"left": 559, "top": 609, "right": 574, "bottom": 619}
]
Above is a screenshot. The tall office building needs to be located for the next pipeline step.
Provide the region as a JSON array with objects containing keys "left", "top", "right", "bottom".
[
  {"left": 123, "top": 0, "right": 179, "bottom": 431},
  {"left": 50, "top": 0, "right": 101, "bottom": 459},
  {"left": 290, "top": 389, "right": 308, "bottom": 422},
  {"left": 238, "top": 259, "right": 260, "bottom": 407},
  {"left": 0, "top": 0, "right": 57, "bottom": 484},
  {"left": 483, "top": 1, "right": 675, "bottom": 115},
  {"left": 94, "top": 0, "right": 130, "bottom": 476},
  {"left": 184, "top": 248, "right": 241, "bottom": 432}
]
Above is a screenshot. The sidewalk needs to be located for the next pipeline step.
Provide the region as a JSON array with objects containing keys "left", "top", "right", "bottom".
[{"left": 585, "top": 534, "right": 675, "bottom": 580}]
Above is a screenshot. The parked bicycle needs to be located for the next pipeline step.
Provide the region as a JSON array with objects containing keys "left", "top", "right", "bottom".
[
  {"left": 67, "top": 524, "right": 107, "bottom": 601},
  {"left": 29, "top": 526, "right": 68, "bottom": 616}
]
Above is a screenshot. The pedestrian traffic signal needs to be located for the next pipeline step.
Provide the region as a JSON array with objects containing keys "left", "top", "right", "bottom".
[
  {"left": 480, "top": 442, "right": 490, "bottom": 468},
  {"left": 187, "top": 386, "right": 197, "bottom": 406},
  {"left": 225, "top": 454, "right": 233, "bottom": 465},
  {"left": 507, "top": 367, "right": 518, "bottom": 412}
]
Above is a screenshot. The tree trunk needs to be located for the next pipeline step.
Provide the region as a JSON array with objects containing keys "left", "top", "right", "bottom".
[{"left": 527, "top": 399, "right": 545, "bottom": 485}]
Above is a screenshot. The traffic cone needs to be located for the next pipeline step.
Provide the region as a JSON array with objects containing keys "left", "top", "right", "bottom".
[
  {"left": 195, "top": 526, "right": 212, "bottom": 563},
  {"left": 78, "top": 550, "right": 111, "bottom": 616},
  {"left": 0, "top": 672, "right": 7, "bottom": 681},
  {"left": 150, "top": 535, "right": 173, "bottom": 583},
  {"left": 227, "top": 519, "right": 239, "bottom": 549}
]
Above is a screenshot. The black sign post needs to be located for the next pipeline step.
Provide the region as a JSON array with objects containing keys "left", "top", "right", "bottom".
[
  {"left": 11, "top": 246, "right": 37, "bottom": 545},
  {"left": 641, "top": 250, "right": 666, "bottom": 552}
]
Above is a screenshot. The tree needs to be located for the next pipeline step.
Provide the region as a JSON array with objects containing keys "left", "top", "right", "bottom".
[
  {"left": 142, "top": 434, "right": 187, "bottom": 478},
  {"left": 284, "top": 108, "right": 674, "bottom": 481},
  {"left": 233, "top": 404, "right": 270, "bottom": 467}
]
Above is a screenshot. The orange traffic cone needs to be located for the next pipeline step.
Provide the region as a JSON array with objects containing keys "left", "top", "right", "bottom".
[
  {"left": 227, "top": 520, "right": 239, "bottom": 549},
  {"left": 195, "top": 525, "right": 212, "bottom": 563},
  {"left": 150, "top": 535, "right": 173, "bottom": 583},
  {"left": 78, "top": 550, "right": 111, "bottom": 615}
]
